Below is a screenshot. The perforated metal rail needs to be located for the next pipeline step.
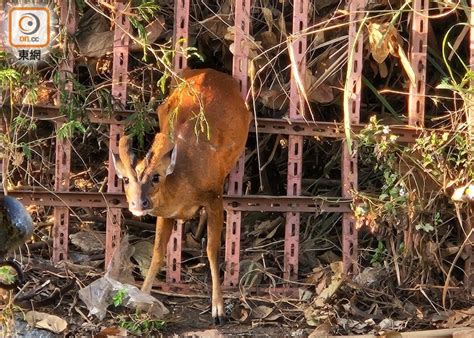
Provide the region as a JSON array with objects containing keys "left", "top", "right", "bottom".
[
  {"left": 223, "top": 0, "right": 251, "bottom": 288},
  {"left": 468, "top": 0, "right": 474, "bottom": 294},
  {"left": 341, "top": 0, "right": 364, "bottom": 275},
  {"left": 52, "top": 0, "right": 76, "bottom": 263},
  {"left": 104, "top": 0, "right": 131, "bottom": 268},
  {"left": 165, "top": 0, "right": 190, "bottom": 285}
]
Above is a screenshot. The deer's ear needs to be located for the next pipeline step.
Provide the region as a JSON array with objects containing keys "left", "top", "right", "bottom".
[
  {"left": 165, "top": 144, "right": 177, "bottom": 177},
  {"left": 112, "top": 153, "right": 126, "bottom": 179}
]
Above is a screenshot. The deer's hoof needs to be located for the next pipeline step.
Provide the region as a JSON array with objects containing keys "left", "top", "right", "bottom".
[{"left": 213, "top": 315, "right": 226, "bottom": 326}]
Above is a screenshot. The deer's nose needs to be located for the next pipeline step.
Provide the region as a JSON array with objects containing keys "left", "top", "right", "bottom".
[{"left": 142, "top": 199, "right": 150, "bottom": 209}]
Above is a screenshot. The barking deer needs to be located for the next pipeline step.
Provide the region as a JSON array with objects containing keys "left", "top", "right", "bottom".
[{"left": 113, "top": 68, "right": 251, "bottom": 324}]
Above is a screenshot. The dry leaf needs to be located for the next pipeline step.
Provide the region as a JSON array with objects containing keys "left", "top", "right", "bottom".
[
  {"left": 368, "top": 23, "right": 391, "bottom": 63},
  {"left": 266, "top": 313, "right": 283, "bottom": 321},
  {"left": 259, "top": 30, "right": 278, "bottom": 50},
  {"left": 77, "top": 14, "right": 165, "bottom": 58},
  {"left": 378, "top": 318, "right": 407, "bottom": 330},
  {"left": 314, "top": 261, "right": 343, "bottom": 307},
  {"left": 70, "top": 231, "right": 105, "bottom": 253},
  {"left": 354, "top": 267, "right": 382, "bottom": 287},
  {"left": 253, "top": 305, "right": 273, "bottom": 319},
  {"left": 304, "top": 68, "right": 334, "bottom": 103},
  {"left": 131, "top": 240, "right": 153, "bottom": 278},
  {"left": 443, "top": 306, "right": 474, "bottom": 328},
  {"left": 379, "top": 61, "right": 388, "bottom": 78},
  {"left": 368, "top": 22, "right": 416, "bottom": 86},
  {"left": 309, "top": 83, "right": 334, "bottom": 103},
  {"left": 308, "top": 321, "right": 331, "bottom": 338},
  {"left": 95, "top": 327, "right": 128, "bottom": 337},
  {"left": 318, "top": 251, "right": 340, "bottom": 264},
  {"left": 367, "top": 22, "right": 400, "bottom": 64},
  {"left": 231, "top": 304, "right": 250, "bottom": 322},
  {"left": 201, "top": 17, "right": 230, "bottom": 40},
  {"left": 278, "top": 12, "right": 287, "bottom": 38},
  {"left": 26, "top": 311, "right": 67, "bottom": 334},
  {"left": 261, "top": 7, "right": 273, "bottom": 31},
  {"left": 227, "top": 27, "right": 262, "bottom": 60},
  {"left": 259, "top": 88, "right": 289, "bottom": 110},
  {"left": 299, "top": 288, "right": 314, "bottom": 301},
  {"left": 12, "top": 151, "right": 24, "bottom": 167},
  {"left": 304, "top": 305, "right": 329, "bottom": 327}
]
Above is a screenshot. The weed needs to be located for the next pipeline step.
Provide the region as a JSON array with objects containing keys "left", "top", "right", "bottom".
[
  {"left": 118, "top": 312, "right": 165, "bottom": 335},
  {"left": 0, "top": 266, "right": 16, "bottom": 286},
  {"left": 112, "top": 288, "right": 128, "bottom": 307},
  {"left": 370, "top": 241, "right": 387, "bottom": 265},
  {"left": 126, "top": 95, "right": 156, "bottom": 149}
]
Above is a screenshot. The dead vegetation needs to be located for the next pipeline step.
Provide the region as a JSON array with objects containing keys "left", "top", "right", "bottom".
[{"left": 0, "top": 0, "right": 473, "bottom": 336}]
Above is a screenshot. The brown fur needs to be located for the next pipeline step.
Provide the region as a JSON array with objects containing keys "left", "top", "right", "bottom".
[{"left": 113, "top": 68, "right": 251, "bottom": 323}]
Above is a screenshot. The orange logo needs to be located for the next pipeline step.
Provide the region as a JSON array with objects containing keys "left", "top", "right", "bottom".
[{"left": 8, "top": 7, "right": 50, "bottom": 48}]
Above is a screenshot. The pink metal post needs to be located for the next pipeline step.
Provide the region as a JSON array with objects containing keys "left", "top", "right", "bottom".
[
  {"left": 284, "top": 0, "right": 308, "bottom": 281},
  {"left": 105, "top": 2, "right": 130, "bottom": 268},
  {"left": 466, "top": 0, "right": 474, "bottom": 292},
  {"left": 403, "top": 0, "right": 429, "bottom": 258},
  {"left": 408, "top": 0, "right": 429, "bottom": 127},
  {"left": 342, "top": 0, "right": 364, "bottom": 274},
  {"left": 53, "top": 0, "right": 75, "bottom": 263},
  {"left": 224, "top": 0, "right": 251, "bottom": 287},
  {"left": 0, "top": 7, "right": 4, "bottom": 183},
  {"left": 166, "top": 0, "right": 190, "bottom": 284}
]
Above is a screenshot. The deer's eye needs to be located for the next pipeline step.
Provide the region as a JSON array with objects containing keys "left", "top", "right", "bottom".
[
  {"left": 152, "top": 174, "right": 159, "bottom": 184},
  {"left": 123, "top": 177, "right": 129, "bottom": 185}
]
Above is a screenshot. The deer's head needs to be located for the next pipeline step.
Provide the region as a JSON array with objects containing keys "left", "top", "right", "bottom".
[{"left": 112, "top": 134, "right": 176, "bottom": 216}]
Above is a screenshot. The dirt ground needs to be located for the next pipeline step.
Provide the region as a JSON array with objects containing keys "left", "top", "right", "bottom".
[{"left": 0, "top": 251, "right": 473, "bottom": 337}]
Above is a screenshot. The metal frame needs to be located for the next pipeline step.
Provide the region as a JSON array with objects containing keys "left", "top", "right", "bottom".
[
  {"left": 16, "top": 105, "right": 449, "bottom": 142},
  {"left": 52, "top": 0, "right": 75, "bottom": 263},
  {"left": 7, "top": 191, "right": 351, "bottom": 212},
  {"left": 0, "top": 0, "right": 470, "bottom": 294},
  {"left": 105, "top": 1, "right": 131, "bottom": 268}
]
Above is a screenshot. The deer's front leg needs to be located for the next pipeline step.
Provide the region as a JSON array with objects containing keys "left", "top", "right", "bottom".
[
  {"left": 141, "top": 217, "right": 174, "bottom": 294},
  {"left": 206, "top": 197, "right": 225, "bottom": 325}
]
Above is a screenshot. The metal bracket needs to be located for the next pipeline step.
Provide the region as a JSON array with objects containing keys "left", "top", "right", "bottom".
[
  {"left": 105, "top": 2, "right": 130, "bottom": 268},
  {"left": 466, "top": 0, "right": 474, "bottom": 294},
  {"left": 284, "top": 0, "right": 308, "bottom": 281},
  {"left": 6, "top": 191, "right": 351, "bottom": 213},
  {"left": 342, "top": 0, "right": 365, "bottom": 275},
  {"left": 402, "top": 0, "right": 429, "bottom": 265},
  {"left": 408, "top": 0, "right": 429, "bottom": 127},
  {"left": 166, "top": 0, "right": 190, "bottom": 284},
  {"left": 224, "top": 0, "right": 251, "bottom": 288},
  {"left": 17, "top": 105, "right": 451, "bottom": 143},
  {"left": 173, "top": 0, "right": 190, "bottom": 71},
  {"left": 53, "top": 0, "right": 75, "bottom": 263}
]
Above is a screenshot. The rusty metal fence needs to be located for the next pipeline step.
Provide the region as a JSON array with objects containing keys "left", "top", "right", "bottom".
[{"left": 1, "top": 0, "right": 473, "bottom": 294}]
